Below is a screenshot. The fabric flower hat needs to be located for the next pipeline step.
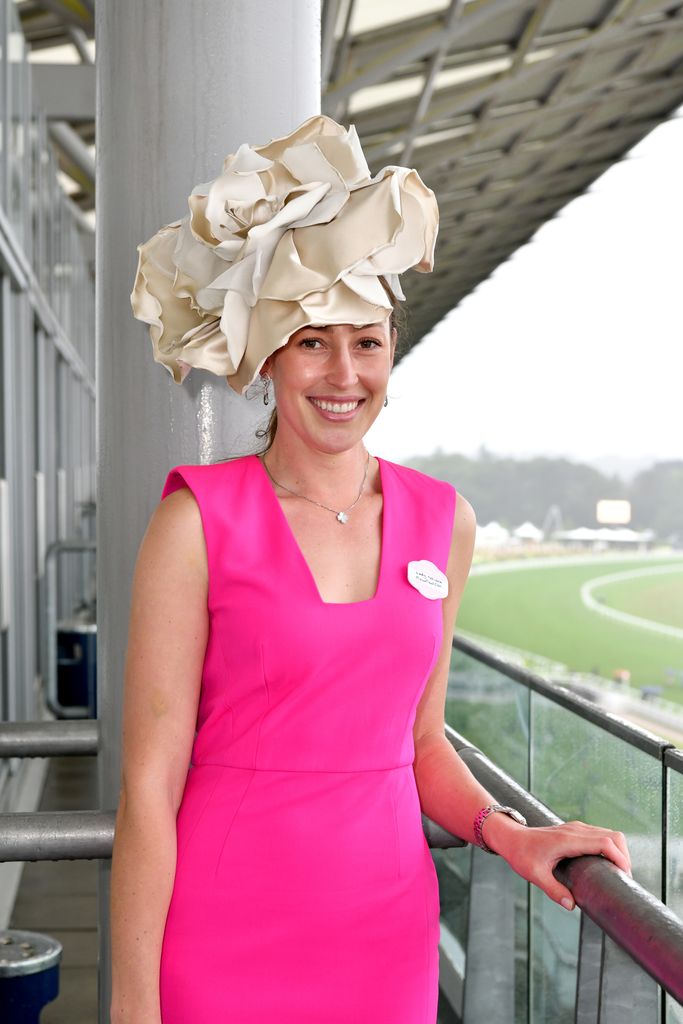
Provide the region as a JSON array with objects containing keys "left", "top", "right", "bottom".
[{"left": 130, "top": 114, "right": 439, "bottom": 395}]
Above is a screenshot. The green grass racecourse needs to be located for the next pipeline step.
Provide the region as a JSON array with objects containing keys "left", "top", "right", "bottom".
[{"left": 456, "top": 555, "right": 683, "bottom": 704}]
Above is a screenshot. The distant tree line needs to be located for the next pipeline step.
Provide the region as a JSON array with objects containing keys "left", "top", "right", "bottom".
[{"left": 406, "top": 448, "right": 683, "bottom": 544}]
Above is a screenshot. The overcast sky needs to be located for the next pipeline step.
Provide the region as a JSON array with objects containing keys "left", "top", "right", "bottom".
[{"left": 367, "top": 107, "right": 683, "bottom": 468}]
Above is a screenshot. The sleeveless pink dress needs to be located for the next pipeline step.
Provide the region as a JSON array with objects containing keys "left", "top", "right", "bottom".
[{"left": 158, "top": 453, "right": 456, "bottom": 1023}]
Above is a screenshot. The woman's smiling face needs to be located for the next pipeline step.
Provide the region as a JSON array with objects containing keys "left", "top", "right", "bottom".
[{"left": 261, "top": 317, "right": 396, "bottom": 453}]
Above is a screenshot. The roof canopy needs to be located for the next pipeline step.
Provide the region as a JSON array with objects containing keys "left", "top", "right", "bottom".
[
  {"left": 17, "top": 0, "right": 683, "bottom": 359},
  {"left": 321, "top": 0, "right": 683, "bottom": 355}
]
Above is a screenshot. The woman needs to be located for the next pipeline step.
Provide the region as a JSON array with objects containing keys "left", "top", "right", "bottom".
[{"left": 111, "top": 116, "right": 632, "bottom": 1023}]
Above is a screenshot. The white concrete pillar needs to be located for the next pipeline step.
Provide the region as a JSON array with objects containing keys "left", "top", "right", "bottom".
[{"left": 95, "top": 2, "right": 320, "bottom": 1016}]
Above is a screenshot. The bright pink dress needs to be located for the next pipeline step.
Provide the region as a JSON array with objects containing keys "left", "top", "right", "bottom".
[{"left": 158, "top": 453, "right": 456, "bottom": 1023}]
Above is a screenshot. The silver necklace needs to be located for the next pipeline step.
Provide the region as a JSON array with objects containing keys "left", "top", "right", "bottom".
[{"left": 261, "top": 451, "right": 371, "bottom": 524}]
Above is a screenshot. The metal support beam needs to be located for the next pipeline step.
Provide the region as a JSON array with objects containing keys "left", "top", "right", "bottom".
[
  {"left": 575, "top": 912, "right": 603, "bottom": 1024},
  {"left": 321, "top": 0, "right": 343, "bottom": 91},
  {"left": 444, "top": 0, "right": 553, "bottom": 175},
  {"left": 400, "top": 0, "right": 466, "bottom": 165},
  {"left": 327, "top": 0, "right": 358, "bottom": 121},
  {"left": 462, "top": 846, "right": 516, "bottom": 1023},
  {"left": 0, "top": 204, "right": 94, "bottom": 393},
  {"left": 96, "top": 1, "right": 321, "bottom": 1018},
  {"left": 47, "top": 119, "right": 95, "bottom": 195},
  {"left": 323, "top": 0, "right": 523, "bottom": 112},
  {"left": 35, "top": 0, "right": 94, "bottom": 33},
  {"left": 66, "top": 24, "right": 94, "bottom": 65},
  {"left": 362, "top": 10, "right": 674, "bottom": 165}
]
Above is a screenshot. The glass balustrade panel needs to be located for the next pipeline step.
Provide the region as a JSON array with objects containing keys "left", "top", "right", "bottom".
[
  {"left": 447, "top": 646, "right": 530, "bottom": 787},
  {"left": 530, "top": 690, "right": 663, "bottom": 1024}
]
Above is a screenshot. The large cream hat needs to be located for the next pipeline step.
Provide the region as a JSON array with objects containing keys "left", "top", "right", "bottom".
[{"left": 130, "top": 114, "right": 439, "bottom": 395}]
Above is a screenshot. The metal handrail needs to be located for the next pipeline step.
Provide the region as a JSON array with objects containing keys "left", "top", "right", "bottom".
[
  {"left": 0, "top": 720, "right": 99, "bottom": 757},
  {"left": 0, "top": 811, "right": 115, "bottom": 861}
]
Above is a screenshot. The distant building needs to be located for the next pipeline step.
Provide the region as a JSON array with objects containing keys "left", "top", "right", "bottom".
[
  {"left": 475, "top": 521, "right": 511, "bottom": 549},
  {"left": 474, "top": 521, "right": 656, "bottom": 555},
  {"left": 552, "top": 526, "right": 655, "bottom": 552},
  {"left": 513, "top": 521, "right": 544, "bottom": 542}
]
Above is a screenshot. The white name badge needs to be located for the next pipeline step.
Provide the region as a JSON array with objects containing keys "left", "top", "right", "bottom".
[{"left": 407, "top": 560, "right": 449, "bottom": 600}]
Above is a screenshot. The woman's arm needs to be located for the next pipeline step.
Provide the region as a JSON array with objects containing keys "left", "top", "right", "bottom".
[
  {"left": 110, "top": 486, "right": 209, "bottom": 1023},
  {"left": 412, "top": 492, "right": 632, "bottom": 913}
]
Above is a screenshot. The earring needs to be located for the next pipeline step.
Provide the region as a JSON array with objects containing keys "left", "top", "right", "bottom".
[
  {"left": 383, "top": 394, "right": 388, "bottom": 407},
  {"left": 262, "top": 374, "right": 271, "bottom": 406}
]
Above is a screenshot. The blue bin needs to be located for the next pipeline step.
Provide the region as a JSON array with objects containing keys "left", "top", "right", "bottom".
[
  {"left": 56, "top": 620, "right": 97, "bottom": 718},
  {"left": 0, "top": 930, "right": 62, "bottom": 1022}
]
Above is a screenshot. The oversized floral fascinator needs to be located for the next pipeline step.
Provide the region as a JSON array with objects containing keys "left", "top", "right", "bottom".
[{"left": 130, "top": 114, "right": 439, "bottom": 395}]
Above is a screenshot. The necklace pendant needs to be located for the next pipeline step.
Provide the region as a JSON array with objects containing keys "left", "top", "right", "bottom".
[{"left": 337, "top": 511, "right": 349, "bottom": 524}]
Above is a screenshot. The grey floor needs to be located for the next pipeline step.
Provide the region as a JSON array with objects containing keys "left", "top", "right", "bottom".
[{"left": 9, "top": 755, "right": 99, "bottom": 1022}]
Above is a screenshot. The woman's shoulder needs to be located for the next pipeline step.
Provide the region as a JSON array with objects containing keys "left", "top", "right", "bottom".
[
  {"left": 160, "top": 454, "right": 254, "bottom": 500},
  {"left": 152, "top": 456, "right": 257, "bottom": 573}
]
